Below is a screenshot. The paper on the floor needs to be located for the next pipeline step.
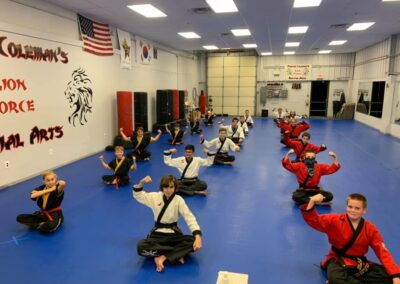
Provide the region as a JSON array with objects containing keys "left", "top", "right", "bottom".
[{"left": 216, "top": 271, "right": 249, "bottom": 284}]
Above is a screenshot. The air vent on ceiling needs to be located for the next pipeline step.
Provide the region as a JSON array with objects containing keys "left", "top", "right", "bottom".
[
  {"left": 312, "top": 48, "right": 320, "bottom": 51},
  {"left": 330, "top": 24, "right": 350, "bottom": 29},
  {"left": 189, "top": 7, "right": 213, "bottom": 14},
  {"left": 220, "top": 32, "right": 232, "bottom": 36}
]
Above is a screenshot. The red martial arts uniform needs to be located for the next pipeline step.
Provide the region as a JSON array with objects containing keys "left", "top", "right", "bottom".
[
  {"left": 282, "top": 157, "right": 340, "bottom": 189},
  {"left": 301, "top": 206, "right": 400, "bottom": 279},
  {"left": 286, "top": 139, "right": 326, "bottom": 160},
  {"left": 283, "top": 121, "right": 310, "bottom": 143},
  {"left": 282, "top": 157, "right": 340, "bottom": 204}
]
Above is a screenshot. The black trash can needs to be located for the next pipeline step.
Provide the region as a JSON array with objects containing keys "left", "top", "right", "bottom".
[{"left": 261, "top": 109, "right": 269, "bottom": 117}]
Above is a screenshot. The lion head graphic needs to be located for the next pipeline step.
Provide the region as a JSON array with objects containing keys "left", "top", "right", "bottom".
[{"left": 65, "top": 68, "right": 93, "bottom": 126}]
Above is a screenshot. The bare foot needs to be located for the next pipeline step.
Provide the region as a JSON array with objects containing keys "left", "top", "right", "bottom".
[
  {"left": 195, "top": 191, "right": 207, "bottom": 196},
  {"left": 224, "top": 162, "right": 234, "bottom": 166},
  {"left": 154, "top": 255, "right": 167, "bottom": 272},
  {"left": 144, "top": 157, "right": 151, "bottom": 161},
  {"left": 178, "top": 257, "right": 185, "bottom": 264}
]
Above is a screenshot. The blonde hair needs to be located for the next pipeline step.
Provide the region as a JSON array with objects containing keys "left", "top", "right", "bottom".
[
  {"left": 115, "top": 146, "right": 124, "bottom": 152},
  {"left": 42, "top": 170, "right": 57, "bottom": 180}
]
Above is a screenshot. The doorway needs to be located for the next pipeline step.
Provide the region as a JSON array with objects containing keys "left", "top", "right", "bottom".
[{"left": 309, "top": 81, "right": 329, "bottom": 117}]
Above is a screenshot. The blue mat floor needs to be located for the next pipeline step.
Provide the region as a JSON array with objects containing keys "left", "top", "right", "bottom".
[{"left": 1, "top": 118, "right": 399, "bottom": 284}]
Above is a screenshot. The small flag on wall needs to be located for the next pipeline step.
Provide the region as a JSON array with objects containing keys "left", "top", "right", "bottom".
[
  {"left": 117, "top": 29, "right": 132, "bottom": 69},
  {"left": 78, "top": 14, "right": 113, "bottom": 56},
  {"left": 136, "top": 37, "right": 152, "bottom": 64}
]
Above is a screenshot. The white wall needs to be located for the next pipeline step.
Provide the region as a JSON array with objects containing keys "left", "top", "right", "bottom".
[
  {"left": 0, "top": 0, "right": 199, "bottom": 188},
  {"left": 257, "top": 54, "right": 354, "bottom": 117},
  {"left": 351, "top": 37, "right": 400, "bottom": 138}
]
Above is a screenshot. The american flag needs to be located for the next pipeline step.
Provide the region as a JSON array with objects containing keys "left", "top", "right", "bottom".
[{"left": 78, "top": 14, "right": 113, "bottom": 56}]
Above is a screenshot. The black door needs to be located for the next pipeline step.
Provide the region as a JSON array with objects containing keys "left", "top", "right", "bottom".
[
  {"left": 370, "top": 81, "right": 385, "bottom": 118},
  {"left": 310, "top": 81, "right": 329, "bottom": 117}
]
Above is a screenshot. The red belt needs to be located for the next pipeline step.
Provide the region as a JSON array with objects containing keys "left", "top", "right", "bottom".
[{"left": 41, "top": 206, "right": 62, "bottom": 221}]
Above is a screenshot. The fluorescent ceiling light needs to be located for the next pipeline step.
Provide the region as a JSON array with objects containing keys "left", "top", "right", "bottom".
[
  {"left": 318, "top": 50, "right": 331, "bottom": 54},
  {"left": 231, "top": 29, "right": 251, "bottom": 36},
  {"left": 206, "top": 0, "right": 238, "bottom": 13},
  {"left": 243, "top": 43, "right": 257, "bottom": 48},
  {"left": 261, "top": 52, "right": 272, "bottom": 56},
  {"left": 221, "top": 48, "right": 231, "bottom": 50},
  {"left": 347, "top": 22, "right": 375, "bottom": 31},
  {"left": 127, "top": 4, "right": 167, "bottom": 18},
  {"left": 329, "top": 40, "right": 347, "bottom": 45},
  {"left": 178, "top": 32, "right": 201, "bottom": 39},
  {"left": 288, "top": 26, "right": 309, "bottom": 34},
  {"left": 285, "top": 42, "right": 300, "bottom": 47},
  {"left": 382, "top": 0, "right": 400, "bottom": 2},
  {"left": 284, "top": 51, "right": 296, "bottom": 55},
  {"left": 203, "top": 45, "right": 219, "bottom": 50},
  {"left": 293, "top": 0, "right": 322, "bottom": 8}
]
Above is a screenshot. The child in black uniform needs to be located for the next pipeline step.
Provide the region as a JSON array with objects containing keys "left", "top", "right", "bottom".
[
  {"left": 16, "top": 170, "right": 66, "bottom": 233},
  {"left": 99, "top": 146, "right": 136, "bottom": 186}
]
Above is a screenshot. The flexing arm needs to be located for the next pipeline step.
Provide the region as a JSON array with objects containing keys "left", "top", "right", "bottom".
[
  {"left": 150, "top": 129, "right": 162, "bottom": 142},
  {"left": 99, "top": 155, "right": 111, "bottom": 170},
  {"left": 119, "top": 128, "right": 131, "bottom": 142}
]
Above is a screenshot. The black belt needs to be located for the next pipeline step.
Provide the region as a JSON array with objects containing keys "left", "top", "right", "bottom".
[
  {"left": 180, "top": 177, "right": 198, "bottom": 181},
  {"left": 154, "top": 222, "right": 178, "bottom": 229}
]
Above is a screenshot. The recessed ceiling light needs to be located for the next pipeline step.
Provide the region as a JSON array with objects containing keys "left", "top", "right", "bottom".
[
  {"left": 329, "top": 40, "right": 347, "bottom": 45},
  {"left": 243, "top": 43, "right": 257, "bottom": 48},
  {"left": 206, "top": 0, "right": 238, "bottom": 13},
  {"left": 178, "top": 32, "right": 201, "bottom": 39},
  {"left": 293, "top": 0, "right": 322, "bottom": 8},
  {"left": 284, "top": 51, "right": 296, "bottom": 55},
  {"left": 261, "top": 52, "right": 272, "bottom": 56},
  {"left": 288, "top": 26, "right": 309, "bottom": 34},
  {"left": 203, "top": 45, "right": 219, "bottom": 50},
  {"left": 231, "top": 29, "right": 251, "bottom": 36},
  {"left": 347, "top": 22, "right": 375, "bottom": 31},
  {"left": 127, "top": 4, "right": 167, "bottom": 18},
  {"left": 285, "top": 42, "right": 300, "bottom": 47},
  {"left": 318, "top": 50, "right": 331, "bottom": 54}
]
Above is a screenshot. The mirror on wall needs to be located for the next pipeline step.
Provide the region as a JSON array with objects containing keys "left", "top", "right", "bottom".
[
  {"left": 357, "top": 81, "right": 385, "bottom": 118},
  {"left": 393, "top": 82, "right": 400, "bottom": 125}
]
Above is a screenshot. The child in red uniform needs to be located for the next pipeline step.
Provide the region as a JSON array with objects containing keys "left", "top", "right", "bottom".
[{"left": 301, "top": 193, "right": 400, "bottom": 284}]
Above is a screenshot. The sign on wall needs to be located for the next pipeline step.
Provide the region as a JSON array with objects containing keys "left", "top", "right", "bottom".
[{"left": 285, "top": 64, "right": 311, "bottom": 80}]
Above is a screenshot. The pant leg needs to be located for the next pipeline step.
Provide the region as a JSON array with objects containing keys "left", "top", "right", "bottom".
[
  {"left": 16, "top": 212, "right": 47, "bottom": 229},
  {"left": 177, "top": 180, "right": 207, "bottom": 195},
  {"left": 37, "top": 211, "right": 64, "bottom": 233},
  {"left": 292, "top": 189, "right": 311, "bottom": 205},
  {"left": 360, "top": 264, "right": 392, "bottom": 284},
  {"left": 102, "top": 175, "right": 115, "bottom": 184},
  {"left": 163, "top": 235, "right": 195, "bottom": 263},
  {"left": 214, "top": 153, "right": 235, "bottom": 165},
  {"left": 117, "top": 175, "right": 130, "bottom": 186},
  {"left": 327, "top": 259, "right": 362, "bottom": 284},
  {"left": 319, "top": 188, "right": 334, "bottom": 202}
]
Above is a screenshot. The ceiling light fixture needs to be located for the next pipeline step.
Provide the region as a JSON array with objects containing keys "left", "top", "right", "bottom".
[
  {"left": 203, "top": 45, "right": 219, "bottom": 50},
  {"left": 127, "top": 4, "right": 167, "bottom": 18},
  {"left": 284, "top": 51, "right": 296, "bottom": 55},
  {"left": 329, "top": 40, "right": 347, "bottom": 45},
  {"left": 347, "top": 22, "right": 375, "bottom": 31},
  {"left": 288, "top": 26, "right": 309, "bottom": 34},
  {"left": 206, "top": 0, "right": 238, "bottom": 13},
  {"left": 285, "top": 42, "right": 300, "bottom": 47},
  {"left": 231, "top": 29, "right": 251, "bottom": 36},
  {"left": 243, "top": 43, "right": 257, "bottom": 48},
  {"left": 178, "top": 32, "right": 201, "bottom": 39},
  {"left": 318, "top": 50, "right": 332, "bottom": 54},
  {"left": 293, "top": 0, "right": 322, "bottom": 8}
]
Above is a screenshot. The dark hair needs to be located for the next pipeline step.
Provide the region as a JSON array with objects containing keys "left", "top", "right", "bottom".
[
  {"left": 159, "top": 175, "right": 177, "bottom": 192},
  {"left": 136, "top": 127, "right": 144, "bottom": 132},
  {"left": 185, "top": 144, "right": 195, "bottom": 152},
  {"left": 347, "top": 193, "right": 367, "bottom": 208},
  {"left": 302, "top": 132, "right": 311, "bottom": 139},
  {"left": 219, "top": 128, "right": 227, "bottom": 133},
  {"left": 232, "top": 117, "right": 239, "bottom": 122}
]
